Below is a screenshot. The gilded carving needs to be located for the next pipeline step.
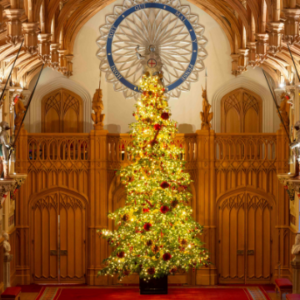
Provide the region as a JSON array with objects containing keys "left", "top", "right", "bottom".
[
  {"left": 200, "top": 88, "right": 213, "bottom": 130},
  {"left": 91, "top": 88, "right": 105, "bottom": 130}
]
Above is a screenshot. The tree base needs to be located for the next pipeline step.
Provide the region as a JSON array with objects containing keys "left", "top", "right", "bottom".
[{"left": 139, "top": 275, "right": 168, "bottom": 295}]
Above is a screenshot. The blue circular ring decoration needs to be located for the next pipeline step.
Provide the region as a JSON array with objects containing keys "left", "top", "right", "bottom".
[{"left": 106, "top": 3, "right": 198, "bottom": 93}]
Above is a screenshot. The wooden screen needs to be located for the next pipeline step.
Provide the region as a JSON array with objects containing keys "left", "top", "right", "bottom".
[
  {"left": 217, "top": 188, "right": 273, "bottom": 284},
  {"left": 221, "top": 88, "right": 262, "bottom": 133},
  {"left": 30, "top": 189, "right": 86, "bottom": 284},
  {"left": 42, "top": 88, "right": 83, "bottom": 133}
]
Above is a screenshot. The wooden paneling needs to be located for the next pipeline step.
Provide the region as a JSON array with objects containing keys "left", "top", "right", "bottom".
[
  {"left": 14, "top": 128, "right": 289, "bottom": 285},
  {"left": 221, "top": 88, "right": 262, "bottom": 133},
  {"left": 42, "top": 88, "right": 83, "bottom": 133},
  {"left": 217, "top": 188, "right": 273, "bottom": 283},
  {"left": 30, "top": 189, "right": 87, "bottom": 283}
]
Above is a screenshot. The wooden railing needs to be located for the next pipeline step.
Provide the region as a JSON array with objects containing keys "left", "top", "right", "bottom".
[
  {"left": 28, "top": 133, "right": 90, "bottom": 161},
  {"left": 215, "top": 133, "right": 277, "bottom": 169},
  {"left": 107, "top": 133, "right": 198, "bottom": 166},
  {"left": 26, "top": 132, "right": 278, "bottom": 171}
]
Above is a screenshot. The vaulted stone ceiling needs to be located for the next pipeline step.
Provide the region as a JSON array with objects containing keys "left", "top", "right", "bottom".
[{"left": 0, "top": 0, "right": 300, "bottom": 89}]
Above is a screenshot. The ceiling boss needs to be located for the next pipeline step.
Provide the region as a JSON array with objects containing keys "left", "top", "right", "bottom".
[{"left": 96, "top": 0, "right": 208, "bottom": 99}]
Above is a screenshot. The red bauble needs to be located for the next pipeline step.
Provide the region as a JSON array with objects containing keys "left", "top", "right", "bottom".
[
  {"left": 144, "top": 222, "right": 152, "bottom": 231},
  {"left": 161, "top": 112, "right": 169, "bottom": 120},
  {"left": 143, "top": 91, "right": 148, "bottom": 96},
  {"left": 154, "top": 124, "right": 161, "bottom": 131},
  {"left": 163, "top": 253, "right": 172, "bottom": 261},
  {"left": 147, "top": 267, "right": 155, "bottom": 275},
  {"left": 160, "top": 206, "right": 169, "bottom": 214},
  {"left": 117, "top": 251, "right": 125, "bottom": 258},
  {"left": 143, "top": 208, "right": 150, "bottom": 213},
  {"left": 160, "top": 181, "right": 170, "bottom": 189}
]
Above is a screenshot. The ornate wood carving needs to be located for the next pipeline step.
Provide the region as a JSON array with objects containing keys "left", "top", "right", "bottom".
[
  {"left": 42, "top": 88, "right": 83, "bottom": 133},
  {"left": 14, "top": 128, "right": 290, "bottom": 285},
  {"left": 30, "top": 189, "right": 86, "bottom": 283},
  {"left": 221, "top": 88, "right": 262, "bottom": 133},
  {"left": 217, "top": 189, "right": 273, "bottom": 284}
]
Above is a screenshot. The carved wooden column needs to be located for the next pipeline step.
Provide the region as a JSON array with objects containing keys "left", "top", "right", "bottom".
[
  {"left": 248, "top": 42, "right": 259, "bottom": 67},
  {"left": 231, "top": 54, "right": 241, "bottom": 76},
  {"left": 14, "top": 128, "right": 30, "bottom": 284},
  {"left": 282, "top": 9, "right": 300, "bottom": 44},
  {"left": 238, "top": 49, "right": 249, "bottom": 73},
  {"left": 4, "top": 9, "right": 24, "bottom": 45},
  {"left": 88, "top": 88, "right": 108, "bottom": 285},
  {"left": 255, "top": 33, "right": 268, "bottom": 63},
  {"left": 57, "top": 50, "right": 67, "bottom": 74},
  {"left": 50, "top": 43, "right": 59, "bottom": 69},
  {"left": 22, "top": 23, "right": 38, "bottom": 55},
  {"left": 37, "top": 33, "right": 51, "bottom": 63},
  {"left": 276, "top": 128, "right": 291, "bottom": 278},
  {"left": 195, "top": 129, "right": 217, "bottom": 285},
  {"left": 269, "top": 23, "right": 284, "bottom": 54},
  {"left": 64, "top": 55, "right": 73, "bottom": 77}
]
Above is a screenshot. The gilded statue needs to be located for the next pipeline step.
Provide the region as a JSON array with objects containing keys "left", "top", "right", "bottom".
[
  {"left": 14, "top": 94, "right": 27, "bottom": 131},
  {"left": 278, "top": 92, "right": 290, "bottom": 128},
  {"left": 91, "top": 88, "right": 105, "bottom": 130},
  {"left": 200, "top": 88, "right": 213, "bottom": 130}
]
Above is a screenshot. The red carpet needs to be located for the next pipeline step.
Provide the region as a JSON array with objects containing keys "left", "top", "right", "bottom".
[{"left": 35, "top": 287, "right": 271, "bottom": 300}]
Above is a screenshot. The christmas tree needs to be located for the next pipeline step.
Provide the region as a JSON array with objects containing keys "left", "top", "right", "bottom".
[{"left": 99, "top": 72, "right": 210, "bottom": 280}]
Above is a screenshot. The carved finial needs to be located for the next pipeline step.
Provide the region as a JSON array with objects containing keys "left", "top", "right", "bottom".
[
  {"left": 200, "top": 86, "right": 213, "bottom": 130},
  {"left": 91, "top": 73, "right": 105, "bottom": 130}
]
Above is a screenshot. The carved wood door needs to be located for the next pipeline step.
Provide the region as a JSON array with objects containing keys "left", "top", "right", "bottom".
[
  {"left": 30, "top": 190, "right": 86, "bottom": 283},
  {"left": 217, "top": 189, "right": 273, "bottom": 284}
]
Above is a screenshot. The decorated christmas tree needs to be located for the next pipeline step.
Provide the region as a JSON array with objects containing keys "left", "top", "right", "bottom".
[{"left": 99, "top": 72, "right": 210, "bottom": 280}]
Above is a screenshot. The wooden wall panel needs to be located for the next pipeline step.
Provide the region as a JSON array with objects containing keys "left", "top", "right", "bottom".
[
  {"left": 221, "top": 88, "right": 262, "bottom": 133},
  {"left": 14, "top": 129, "right": 289, "bottom": 286},
  {"left": 9, "top": 229, "right": 17, "bottom": 286},
  {"left": 42, "top": 89, "right": 83, "bottom": 133}
]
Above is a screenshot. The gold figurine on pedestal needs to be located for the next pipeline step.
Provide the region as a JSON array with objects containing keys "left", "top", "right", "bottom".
[
  {"left": 200, "top": 69, "right": 213, "bottom": 130},
  {"left": 91, "top": 74, "right": 105, "bottom": 130}
]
